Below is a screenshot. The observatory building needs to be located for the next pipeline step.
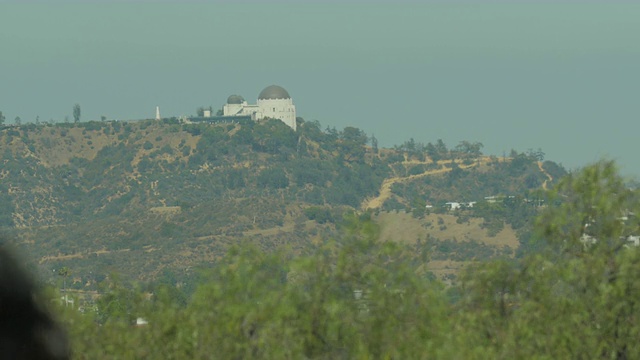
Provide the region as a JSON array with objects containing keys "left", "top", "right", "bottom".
[{"left": 222, "top": 85, "right": 297, "bottom": 131}]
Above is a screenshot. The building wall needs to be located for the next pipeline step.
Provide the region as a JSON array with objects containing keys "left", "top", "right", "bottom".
[
  {"left": 223, "top": 102, "right": 246, "bottom": 116},
  {"left": 256, "top": 98, "right": 296, "bottom": 131},
  {"left": 222, "top": 97, "right": 297, "bottom": 131}
]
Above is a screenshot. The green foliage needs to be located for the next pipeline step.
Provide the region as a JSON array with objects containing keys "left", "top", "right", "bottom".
[
  {"left": 426, "top": 236, "right": 511, "bottom": 261},
  {"left": 290, "top": 159, "right": 333, "bottom": 187},
  {"left": 298, "top": 119, "right": 324, "bottom": 143},
  {"left": 223, "top": 168, "right": 247, "bottom": 190},
  {"left": 0, "top": 190, "right": 15, "bottom": 227},
  {"left": 453, "top": 140, "right": 484, "bottom": 159},
  {"left": 73, "top": 104, "right": 81, "bottom": 123},
  {"left": 0, "top": 118, "right": 560, "bottom": 303},
  {"left": 257, "top": 167, "right": 289, "bottom": 189},
  {"left": 542, "top": 160, "right": 567, "bottom": 181},
  {"left": 251, "top": 119, "right": 297, "bottom": 155},
  {"left": 51, "top": 161, "right": 640, "bottom": 358},
  {"left": 304, "top": 206, "right": 334, "bottom": 224},
  {"left": 78, "top": 120, "right": 109, "bottom": 131},
  {"left": 62, "top": 217, "right": 449, "bottom": 358},
  {"left": 337, "top": 126, "right": 367, "bottom": 163},
  {"left": 454, "top": 160, "right": 640, "bottom": 358}
]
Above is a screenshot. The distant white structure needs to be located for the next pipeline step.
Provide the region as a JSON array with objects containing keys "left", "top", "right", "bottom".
[
  {"left": 627, "top": 236, "right": 640, "bottom": 247},
  {"left": 222, "top": 85, "right": 297, "bottom": 131},
  {"left": 445, "top": 202, "right": 462, "bottom": 210},
  {"left": 155, "top": 106, "right": 161, "bottom": 121},
  {"left": 444, "top": 201, "right": 476, "bottom": 210}
]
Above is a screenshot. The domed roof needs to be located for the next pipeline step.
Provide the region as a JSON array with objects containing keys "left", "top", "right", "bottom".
[
  {"left": 227, "top": 95, "right": 245, "bottom": 104},
  {"left": 258, "top": 85, "right": 291, "bottom": 100}
]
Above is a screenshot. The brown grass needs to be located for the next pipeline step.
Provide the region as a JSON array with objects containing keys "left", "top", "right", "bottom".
[
  {"left": 375, "top": 211, "right": 519, "bottom": 282},
  {"left": 375, "top": 211, "right": 519, "bottom": 249}
]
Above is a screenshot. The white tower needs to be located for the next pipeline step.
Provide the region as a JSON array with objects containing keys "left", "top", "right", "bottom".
[{"left": 155, "top": 106, "right": 161, "bottom": 121}]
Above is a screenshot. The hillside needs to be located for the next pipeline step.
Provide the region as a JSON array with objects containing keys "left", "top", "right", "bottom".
[{"left": 0, "top": 119, "right": 565, "bottom": 287}]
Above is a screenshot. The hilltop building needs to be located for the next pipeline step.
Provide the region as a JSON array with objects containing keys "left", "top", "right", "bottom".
[
  {"left": 187, "top": 85, "right": 297, "bottom": 130},
  {"left": 221, "top": 85, "right": 297, "bottom": 131}
]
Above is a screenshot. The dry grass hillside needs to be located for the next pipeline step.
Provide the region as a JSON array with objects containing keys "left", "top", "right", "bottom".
[
  {"left": 376, "top": 211, "right": 519, "bottom": 248},
  {"left": 0, "top": 119, "right": 563, "bottom": 288},
  {"left": 3, "top": 122, "right": 201, "bottom": 168},
  {"left": 375, "top": 211, "right": 518, "bottom": 282}
]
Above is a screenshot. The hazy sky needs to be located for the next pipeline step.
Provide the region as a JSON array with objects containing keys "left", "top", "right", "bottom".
[{"left": 1, "top": 3, "right": 638, "bottom": 175}]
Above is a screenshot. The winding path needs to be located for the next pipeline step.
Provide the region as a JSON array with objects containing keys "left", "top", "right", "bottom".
[
  {"left": 538, "top": 161, "right": 553, "bottom": 190},
  {"left": 362, "top": 158, "right": 486, "bottom": 210}
]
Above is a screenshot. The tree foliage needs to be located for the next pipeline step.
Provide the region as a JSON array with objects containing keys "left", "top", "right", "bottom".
[
  {"left": 454, "top": 160, "right": 640, "bottom": 358},
  {"left": 61, "top": 216, "right": 449, "bottom": 358},
  {"left": 54, "top": 160, "right": 640, "bottom": 358}
]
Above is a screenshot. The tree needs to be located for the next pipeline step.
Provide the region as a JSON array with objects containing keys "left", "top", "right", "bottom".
[
  {"left": 14, "top": 116, "right": 21, "bottom": 126},
  {"left": 425, "top": 142, "right": 439, "bottom": 161},
  {"left": 58, "top": 215, "right": 453, "bottom": 358},
  {"left": 456, "top": 160, "right": 640, "bottom": 358},
  {"left": 371, "top": 133, "right": 378, "bottom": 154},
  {"left": 338, "top": 126, "right": 367, "bottom": 162},
  {"left": 182, "top": 215, "right": 448, "bottom": 359},
  {"left": 435, "top": 138, "right": 448, "bottom": 155},
  {"left": 58, "top": 267, "right": 71, "bottom": 307},
  {"left": 425, "top": 139, "right": 449, "bottom": 161},
  {"left": 257, "top": 167, "right": 289, "bottom": 189},
  {"left": 454, "top": 140, "right": 483, "bottom": 158},
  {"left": 522, "top": 161, "right": 640, "bottom": 358},
  {"left": 250, "top": 119, "right": 297, "bottom": 155},
  {"left": 0, "top": 111, "right": 5, "bottom": 125},
  {"left": 0, "top": 246, "right": 70, "bottom": 359},
  {"left": 527, "top": 147, "right": 545, "bottom": 161},
  {"left": 73, "top": 104, "right": 81, "bottom": 123}
]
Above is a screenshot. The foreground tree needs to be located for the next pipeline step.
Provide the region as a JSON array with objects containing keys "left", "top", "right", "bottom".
[
  {"left": 182, "top": 215, "right": 449, "bottom": 359},
  {"left": 63, "top": 215, "right": 450, "bottom": 358},
  {"left": 456, "top": 160, "right": 640, "bottom": 358},
  {"left": 56, "top": 160, "right": 640, "bottom": 358},
  {"left": 0, "top": 245, "right": 70, "bottom": 359}
]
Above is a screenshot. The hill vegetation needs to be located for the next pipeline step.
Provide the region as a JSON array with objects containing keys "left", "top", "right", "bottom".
[
  {"left": 51, "top": 161, "right": 640, "bottom": 358},
  {"left": 0, "top": 118, "right": 563, "bottom": 289},
  {"left": 9, "top": 117, "right": 640, "bottom": 358}
]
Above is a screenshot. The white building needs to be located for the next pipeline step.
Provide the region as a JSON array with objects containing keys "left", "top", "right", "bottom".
[
  {"left": 445, "top": 202, "right": 462, "bottom": 210},
  {"left": 222, "top": 85, "right": 297, "bottom": 131}
]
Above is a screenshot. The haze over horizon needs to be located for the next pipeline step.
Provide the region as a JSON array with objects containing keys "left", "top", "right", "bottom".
[{"left": 1, "top": 2, "right": 638, "bottom": 175}]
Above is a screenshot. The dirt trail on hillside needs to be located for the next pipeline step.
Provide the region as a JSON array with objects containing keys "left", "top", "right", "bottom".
[
  {"left": 362, "top": 158, "right": 486, "bottom": 210},
  {"left": 39, "top": 248, "right": 131, "bottom": 264},
  {"left": 538, "top": 161, "right": 553, "bottom": 190}
]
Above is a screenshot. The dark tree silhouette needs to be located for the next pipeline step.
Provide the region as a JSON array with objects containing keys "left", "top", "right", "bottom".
[
  {"left": 73, "top": 104, "right": 81, "bottom": 123},
  {"left": 0, "top": 244, "right": 69, "bottom": 359}
]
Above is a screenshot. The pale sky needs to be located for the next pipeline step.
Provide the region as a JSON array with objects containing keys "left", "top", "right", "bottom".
[{"left": 0, "top": 3, "right": 638, "bottom": 175}]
